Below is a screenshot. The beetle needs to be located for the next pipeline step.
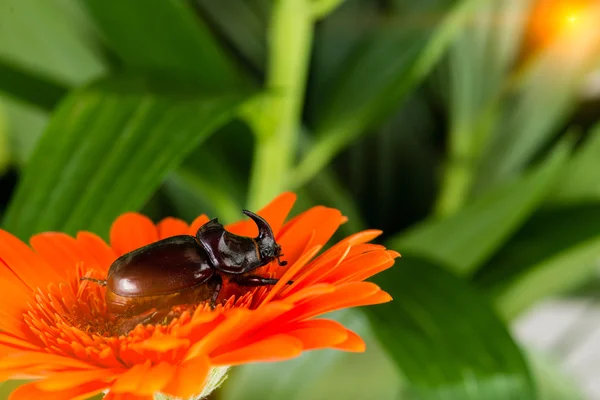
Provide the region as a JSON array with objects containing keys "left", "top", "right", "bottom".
[{"left": 81, "top": 210, "right": 289, "bottom": 334}]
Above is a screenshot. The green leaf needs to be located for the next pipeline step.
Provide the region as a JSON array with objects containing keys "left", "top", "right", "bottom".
[
  {"left": 82, "top": 0, "right": 243, "bottom": 89},
  {"left": 434, "top": 0, "right": 532, "bottom": 215},
  {"left": 1, "top": 75, "right": 249, "bottom": 239},
  {"left": 0, "top": 0, "right": 106, "bottom": 85},
  {"left": 292, "top": 0, "right": 482, "bottom": 188},
  {"left": 474, "top": 203, "right": 600, "bottom": 320},
  {"left": 473, "top": 4, "right": 600, "bottom": 190},
  {"left": 0, "top": 59, "right": 69, "bottom": 111},
  {"left": 388, "top": 138, "right": 571, "bottom": 276},
  {"left": 549, "top": 123, "right": 600, "bottom": 204},
  {"left": 366, "top": 255, "right": 535, "bottom": 399},
  {"left": 195, "top": 0, "right": 267, "bottom": 71}
]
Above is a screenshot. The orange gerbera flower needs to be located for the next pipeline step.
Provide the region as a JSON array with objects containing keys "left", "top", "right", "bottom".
[{"left": 0, "top": 193, "right": 398, "bottom": 399}]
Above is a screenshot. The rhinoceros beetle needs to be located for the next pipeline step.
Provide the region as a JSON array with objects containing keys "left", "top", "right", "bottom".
[{"left": 81, "top": 210, "right": 288, "bottom": 334}]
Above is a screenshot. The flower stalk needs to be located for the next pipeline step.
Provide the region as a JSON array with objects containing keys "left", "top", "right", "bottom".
[{"left": 246, "top": 0, "right": 314, "bottom": 210}]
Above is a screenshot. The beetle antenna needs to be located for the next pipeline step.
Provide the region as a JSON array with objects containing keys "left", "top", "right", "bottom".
[
  {"left": 276, "top": 255, "right": 288, "bottom": 266},
  {"left": 80, "top": 277, "right": 107, "bottom": 286}
]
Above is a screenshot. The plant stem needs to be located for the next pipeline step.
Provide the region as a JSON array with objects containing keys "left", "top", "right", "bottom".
[{"left": 246, "top": 0, "right": 313, "bottom": 210}]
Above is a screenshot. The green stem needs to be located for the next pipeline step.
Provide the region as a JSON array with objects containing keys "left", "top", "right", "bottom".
[{"left": 246, "top": 0, "right": 314, "bottom": 210}]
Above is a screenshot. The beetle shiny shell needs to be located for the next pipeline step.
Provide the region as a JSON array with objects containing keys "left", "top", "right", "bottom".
[{"left": 81, "top": 210, "right": 288, "bottom": 332}]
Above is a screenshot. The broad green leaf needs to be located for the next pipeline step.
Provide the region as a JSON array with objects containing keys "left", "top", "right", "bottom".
[
  {"left": 0, "top": 59, "right": 68, "bottom": 111},
  {"left": 2, "top": 76, "right": 249, "bottom": 239},
  {"left": 473, "top": 4, "right": 600, "bottom": 191},
  {"left": 366, "top": 255, "right": 534, "bottom": 399},
  {"left": 82, "top": 0, "right": 243, "bottom": 89},
  {"left": 0, "top": 0, "right": 106, "bottom": 85},
  {"left": 550, "top": 123, "right": 600, "bottom": 204},
  {"left": 474, "top": 204, "right": 600, "bottom": 320},
  {"left": 195, "top": 0, "right": 267, "bottom": 71},
  {"left": 388, "top": 139, "right": 571, "bottom": 276},
  {"left": 292, "top": 0, "right": 482, "bottom": 188},
  {"left": 0, "top": 0, "right": 106, "bottom": 165},
  {"left": 223, "top": 310, "right": 403, "bottom": 400}
]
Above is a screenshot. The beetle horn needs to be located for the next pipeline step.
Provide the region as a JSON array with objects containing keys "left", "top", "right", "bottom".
[{"left": 242, "top": 210, "right": 274, "bottom": 241}]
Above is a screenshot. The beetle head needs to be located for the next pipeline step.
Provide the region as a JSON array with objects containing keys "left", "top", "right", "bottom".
[{"left": 196, "top": 211, "right": 287, "bottom": 274}]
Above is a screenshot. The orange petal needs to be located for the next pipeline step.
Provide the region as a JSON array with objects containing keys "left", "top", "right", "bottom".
[
  {"left": 36, "top": 368, "right": 118, "bottom": 391},
  {"left": 110, "top": 213, "right": 159, "bottom": 256},
  {"left": 210, "top": 334, "right": 303, "bottom": 366},
  {"left": 30, "top": 233, "right": 97, "bottom": 280},
  {"left": 0, "top": 333, "right": 41, "bottom": 352},
  {"left": 104, "top": 392, "right": 153, "bottom": 400},
  {"left": 334, "top": 329, "right": 366, "bottom": 352},
  {"left": 9, "top": 380, "right": 107, "bottom": 400},
  {"left": 260, "top": 245, "right": 322, "bottom": 304},
  {"left": 135, "top": 362, "right": 176, "bottom": 396},
  {"left": 0, "top": 230, "right": 55, "bottom": 290},
  {"left": 194, "top": 303, "right": 293, "bottom": 360},
  {"left": 0, "top": 351, "right": 95, "bottom": 372},
  {"left": 277, "top": 206, "right": 342, "bottom": 266},
  {"left": 285, "top": 319, "right": 349, "bottom": 350},
  {"left": 188, "top": 214, "right": 210, "bottom": 236},
  {"left": 284, "top": 282, "right": 389, "bottom": 323},
  {"left": 76, "top": 232, "right": 117, "bottom": 273},
  {"left": 226, "top": 192, "right": 297, "bottom": 237},
  {"left": 157, "top": 217, "right": 189, "bottom": 239},
  {"left": 161, "top": 356, "right": 210, "bottom": 399},
  {"left": 0, "top": 279, "right": 32, "bottom": 334},
  {"left": 129, "top": 335, "right": 190, "bottom": 353},
  {"left": 110, "top": 362, "right": 151, "bottom": 393}
]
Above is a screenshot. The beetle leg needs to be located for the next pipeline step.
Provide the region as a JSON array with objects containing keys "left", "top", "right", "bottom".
[
  {"left": 209, "top": 274, "right": 223, "bottom": 309},
  {"left": 233, "top": 275, "right": 293, "bottom": 287}
]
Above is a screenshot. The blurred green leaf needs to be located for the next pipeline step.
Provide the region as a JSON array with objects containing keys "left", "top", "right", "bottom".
[
  {"left": 550, "top": 123, "right": 600, "bottom": 204},
  {"left": 388, "top": 138, "right": 571, "bottom": 276},
  {"left": 528, "top": 350, "right": 584, "bottom": 400},
  {"left": 473, "top": 4, "right": 600, "bottom": 191},
  {"left": 2, "top": 75, "right": 249, "bottom": 239},
  {"left": 435, "top": 0, "right": 532, "bottom": 215},
  {"left": 292, "top": 0, "right": 481, "bottom": 188},
  {"left": 474, "top": 203, "right": 600, "bottom": 320},
  {"left": 0, "top": 0, "right": 106, "bottom": 85},
  {"left": 222, "top": 310, "right": 403, "bottom": 400},
  {"left": 82, "top": 0, "right": 244, "bottom": 89},
  {"left": 0, "top": 59, "right": 68, "bottom": 110},
  {"left": 195, "top": 0, "right": 267, "bottom": 72},
  {"left": 366, "top": 255, "right": 534, "bottom": 399}
]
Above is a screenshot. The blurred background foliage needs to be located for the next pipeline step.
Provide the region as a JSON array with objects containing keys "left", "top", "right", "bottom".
[{"left": 0, "top": 0, "right": 599, "bottom": 398}]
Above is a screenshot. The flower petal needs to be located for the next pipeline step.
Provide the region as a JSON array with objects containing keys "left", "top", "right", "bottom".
[
  {"left": 110, "top": 213, "right": 158, "bottom": 256},
  {"left": 110, "top": 362, "right": 151, "bottom": 393},
  {"left": 157, "top": 217, "right": 189, "bottom": 240},
  {"left": 210, "top": 334, "right": 303, "bottom": 366},
  {"left": 35, "top": 368, "right": 118, "bottom": 391},
  {"left": 0, "top": 333, "right": 41, "bottom": 352},
  {"left": 226, "top": 192, "right": 296, "bottom": 237},
  {"left": 76, "top": 232, "right": 117, "bottom": 273},
  {"left": 0, "top": 230, "right": 55, "bottom": 290},
  {"left": 9, "top": 380, "right": 107, "bottom": 400},
  {"left": 285, "top": 319, "right": 349, "bottom": 350},
  {"left": 135, "top": 362, "right": 177, "bottom": 396},
  {"left": 30, "top": 233, "right": 100, "bottom": 280},
  {"left": 277, "top": 206, "right": 343, "bottom": 266},
  {"left": 334, "top": 329, "right": 366, "bottom": 352},
  {"left": 160, "top": 356, "right": 210, "bottom": 399}
]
